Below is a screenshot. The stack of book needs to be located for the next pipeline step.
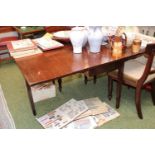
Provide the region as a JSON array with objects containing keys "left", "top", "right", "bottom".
[
  {"left": 36, "top": 97, "right": 120, "bottom": 129},
  {"left": 7, "top": 38, "right": 42, "bottom": 58}
]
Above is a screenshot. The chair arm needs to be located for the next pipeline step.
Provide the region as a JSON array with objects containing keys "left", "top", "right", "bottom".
[{"left": 150, "top": 69, "right": 155, "bottom": 74}]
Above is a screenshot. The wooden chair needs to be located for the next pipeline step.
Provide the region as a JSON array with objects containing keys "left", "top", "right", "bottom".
[{"left": 108, "top": 43, "right": 155, "bottom": 119}]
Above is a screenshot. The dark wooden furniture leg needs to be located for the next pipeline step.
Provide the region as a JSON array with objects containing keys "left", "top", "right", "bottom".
[
  {"left": 25, "top": 80, "right": 36, "bottom": 116},
  {"left": 151, "top": 81, "right": 155, "bottom": 105},
  {"left": 135, "top": 87, "right": 143, "bottom": 119},
  {"left": 116, "top": 63, "right": 124, "bottom": 109},
  {"left": 58, "top": 78, "right": 62, "bottom": 92},
  {"left": 84, "top": 75, "right": 88, "bottom": 84},
  {"left": 108, "top": 76, "right": 113, "bottom": 100},
  {"left": 93, "top": 75, "right": 97, "bottom": 84}
]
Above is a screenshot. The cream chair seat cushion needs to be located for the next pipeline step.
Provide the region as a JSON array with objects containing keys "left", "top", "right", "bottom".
[{"left": 109, "top": 60, "right": 155, "bottom": 86}]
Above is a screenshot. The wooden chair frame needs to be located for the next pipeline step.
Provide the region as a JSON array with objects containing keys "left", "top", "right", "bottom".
[{"left": 108, "top": 43, "right": 155, "bottom": 119}]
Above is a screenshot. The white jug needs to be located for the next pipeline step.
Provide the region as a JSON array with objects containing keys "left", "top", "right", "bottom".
[
  {"left": 87, "top": 26, "right": 104, "bottom": 53},
  {"left": 69, "top": 27, "right": 88, "bottom": 54}
]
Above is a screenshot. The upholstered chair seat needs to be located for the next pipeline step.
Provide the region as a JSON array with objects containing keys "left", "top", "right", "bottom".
[{"left": 108, "top": 60, "right": 155, "bottom": 87}]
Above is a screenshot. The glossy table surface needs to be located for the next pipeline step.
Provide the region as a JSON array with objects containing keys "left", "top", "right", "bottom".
[{"left": 15, "top": 44, "right": 145, "bottom": 86}]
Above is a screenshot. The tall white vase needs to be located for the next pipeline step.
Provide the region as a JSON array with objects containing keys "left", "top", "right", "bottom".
[
  {"left": 69, "top": 27, "right": 88, "bottom": 54},
  {"left": 87, "top": 26, "right": 104, "bottom": 53}
]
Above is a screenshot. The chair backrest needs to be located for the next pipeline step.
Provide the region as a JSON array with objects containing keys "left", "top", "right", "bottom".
[{"left": 138, "top": 43, "right": 155, "bottom": 85}]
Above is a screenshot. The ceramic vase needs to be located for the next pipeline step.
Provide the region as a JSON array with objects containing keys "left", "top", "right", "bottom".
[
  {"left": 87, "top": 26, "right": 104, "bottom": 53},
  {"left": 69, "top": 27, "right": 88, "bottom": 54}
]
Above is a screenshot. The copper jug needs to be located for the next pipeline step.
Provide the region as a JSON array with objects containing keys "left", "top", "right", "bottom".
[{"left": 109, "top": 33, "right": 127, "bottom": 50}]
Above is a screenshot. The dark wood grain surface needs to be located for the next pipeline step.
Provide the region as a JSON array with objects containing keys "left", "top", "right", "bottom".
[{"left": 15, "top": 45, "right": 145, "bottom": 86}]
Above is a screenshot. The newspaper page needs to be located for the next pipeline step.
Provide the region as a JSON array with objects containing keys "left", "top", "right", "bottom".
[
  {"left": 93, "top": 102, "right": 120, "bottom": 127},
  {"left": 63, "top": 101, "right": 120, "bottom": 129},
  {"left": 63, "top": 116, "right": 97, "bottom": 129},
  {"left": 36, "top": 99, "right": 88, "bottom": 129},
  {"left": 76, "top": 97, "right": 108, "bottom": 120}
]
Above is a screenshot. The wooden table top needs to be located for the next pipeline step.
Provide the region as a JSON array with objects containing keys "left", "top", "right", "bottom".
[{"left": 15, "top": 44, "right": 145, "bottom": 86}]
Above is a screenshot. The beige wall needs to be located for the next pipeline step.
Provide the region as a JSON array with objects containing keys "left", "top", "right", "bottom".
[{"left": 138, "top": 26, "right": 155, "bottom": 37}]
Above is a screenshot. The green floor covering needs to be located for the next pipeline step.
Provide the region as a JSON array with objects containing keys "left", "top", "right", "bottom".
[{"left": 0, "top": 61, "right": 155, "bottom": 129}]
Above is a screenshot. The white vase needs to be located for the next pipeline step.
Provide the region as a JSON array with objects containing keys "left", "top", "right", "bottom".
[
  {"left": 88, "top": 26, "right": 104, "bottom": 53},
  {"left": 69, "top": 27, "right": 88, "bottom": 54}
]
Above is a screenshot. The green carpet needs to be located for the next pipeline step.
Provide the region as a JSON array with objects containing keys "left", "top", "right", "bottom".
[{"left": 0, "top": 61, "right": 155, "bottom": 129}]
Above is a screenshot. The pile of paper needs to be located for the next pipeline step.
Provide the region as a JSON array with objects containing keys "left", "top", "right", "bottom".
[
  {"left": 7, "top": 39, "right": 43, "bottom": 58},
  {"left": 36, "top": 97, "right": 120, "bottom": 129}
]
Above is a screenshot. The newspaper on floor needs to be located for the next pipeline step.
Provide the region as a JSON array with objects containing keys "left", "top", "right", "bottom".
[
  {"left": 76, "top": 97, "right": 109, "bottom": 120},
  {"left": 63, "top": 116, "right": 97, "bottom": 129},
  {"left": 63, "top": 102, "right": 120, "bottom": 129},
  {"left": 36, "top": 99, "right": 88, "bottom": 129},
  {"left": 93, "top": 102, "right": 120, "bottom": 127}
]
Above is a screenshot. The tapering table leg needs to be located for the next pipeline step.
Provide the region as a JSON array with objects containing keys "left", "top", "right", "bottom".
[
  {"left": 58, "top": 78, "right": 62, "bottom": 92},
  {"left": 25, "top": 80, "right": 36, "bottom": 116}
]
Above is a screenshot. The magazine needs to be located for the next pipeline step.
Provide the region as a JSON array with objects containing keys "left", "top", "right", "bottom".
[
  {"left": 76, "top": 97, "right": 108, "bottom": 120},
  {"left": 36, "top": 99, "right": 88, "bottom": 129},
  {"left": 33, "top": 38, "right": 64, "bottom": 51}
]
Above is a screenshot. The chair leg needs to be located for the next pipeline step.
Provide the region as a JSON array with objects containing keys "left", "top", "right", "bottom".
[
  {"left": 116, "top": 80, "right": 122, "bottom": 109},
  {"left": 135, "top": 87, "right": 143, "bottom": 119},
  {"left": 108, "top": 76, "right": 113, "bottom": 100},
  {"left": 115, "top": 63, "right": 124, "bottom": 109},
  {"left": 151, "top": 81, "right": 155, "bottom": 105},
  {"left": 58, "top": 78, "right": 62, "bottom": 92}
]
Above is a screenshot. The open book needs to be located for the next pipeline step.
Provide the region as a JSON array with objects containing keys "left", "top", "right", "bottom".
[{"left": 33, "top": 38, "right": 64, "bottom": 51}]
